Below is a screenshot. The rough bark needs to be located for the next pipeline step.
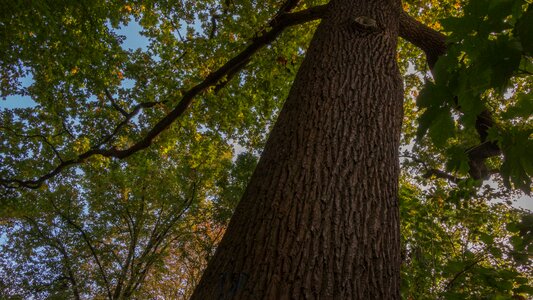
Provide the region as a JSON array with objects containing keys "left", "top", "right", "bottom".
[{"left": 191, "top": 0, "right": 403, "bottom": 298}]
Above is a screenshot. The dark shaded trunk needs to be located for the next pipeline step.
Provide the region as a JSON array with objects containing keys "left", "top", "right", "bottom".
[{"left": 192, "top": 0, "right": 403, "bottom": 298}]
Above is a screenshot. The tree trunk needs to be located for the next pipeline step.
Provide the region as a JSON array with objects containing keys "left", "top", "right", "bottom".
[{"left": 191, "top": 0, "right": 403, "bottom": 298}]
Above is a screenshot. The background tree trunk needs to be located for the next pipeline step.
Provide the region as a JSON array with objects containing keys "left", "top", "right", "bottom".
[{"left": 191, "top": 0, "right": 403, "bottom": 298}]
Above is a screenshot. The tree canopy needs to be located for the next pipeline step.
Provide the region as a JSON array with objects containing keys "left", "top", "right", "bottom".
[{"left": 0, "top": 0, "right": 531, "bottom": 299}]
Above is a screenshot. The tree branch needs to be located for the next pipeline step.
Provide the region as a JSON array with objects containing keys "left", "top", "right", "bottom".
[
  {"left": 1, "top": 4, "right": 328, "bottom": 190},
  {"left": 445, "top": 256, "right": 484, "bottom": 291},
  {"left": 105, "top": 89, "right": 129, "bottom": 117},
  {"left": 402, "top": 154, "right": 461, "bottom": 183},
  {"left": 24, "top": 217, "right": 82, "bottom": 300},
  {"left": 50, "top": 201, "right": 114, "bottom": 300},
  {"left": 0, "top": 126, "right": 66, "bottom": 163},
  {"left": 422, "top": 168, "right": 461, "bottom": 183},
  {"left": 399, "top": 12, "right": 447, "bottom": 69},
  {"left": 93, "top": 100, "right": 163, "bottom": 149},
  {"left": 114, "top": 194, "right": 145, "bottom": 299}
]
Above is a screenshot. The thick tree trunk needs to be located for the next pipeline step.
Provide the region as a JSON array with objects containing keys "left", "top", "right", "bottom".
[{"left": 191, "top": 0, "right": 403, "bottom": 298}]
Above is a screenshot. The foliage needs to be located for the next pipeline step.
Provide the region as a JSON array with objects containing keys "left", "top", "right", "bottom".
[
  {"left": 400, "top": 182, "right": 532, "bottom": 299},
  {"left": 0, "top": 142, "right": 230, "bottom": 298},
  {"left": 399, "top": 2, "right": 533, "bottom": 298},
  {"left": 415, "top": 0, "right": 533, "bottom": 192},
  {"left": 0, "top": 0, "right": 531, "bottom": 298}
]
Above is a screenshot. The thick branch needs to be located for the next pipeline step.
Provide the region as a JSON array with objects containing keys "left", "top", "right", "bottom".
[
  {"left": 114, "top": 4, "right": 327, "bottom": 159},
  {"left": 399, "top": 12, "right": 447, "bottom": 68},
  {"left": 1, "top": 4, "right": 328, "bottom": 190}
]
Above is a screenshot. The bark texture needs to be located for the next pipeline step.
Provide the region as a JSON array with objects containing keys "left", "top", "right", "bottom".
[{"left": 191, "top": 0, "right": 403, "bottom": 298}]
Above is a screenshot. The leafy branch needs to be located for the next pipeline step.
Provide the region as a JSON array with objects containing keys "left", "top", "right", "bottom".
[
  {"left": 399, "top": 12, "right": 503, "bottom": 182},
  {"left": 0, "top": 2, "right": 328, "bottom": 190},
  {"left": 444, "top": 256, "right": 485, "bottom": 291}
]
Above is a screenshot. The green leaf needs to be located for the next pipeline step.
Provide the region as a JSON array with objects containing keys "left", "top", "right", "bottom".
[
  {"left": 457, "top": 89, "right": 485, "bottom": 127},
  {"left": 432, "top": 53, "right": 460, "bottom": 85},
  {"left": 465, "top": 0, "right": 490, "bottom": 17},
  {"left": 503, "top": 92, "right": 533, "bottom": 119},
  {"left": 429, "top": 108, "right": 455, "bottom": 147},
  {"left": 506, "top": 221, "right": 520, "bottom": 233},
  {"left": 480, "top": 232, "right": 495, "bottom": 244},
  {"left": 416, "top": 82, "right": 456, "bottom": 145},
  {"left": 487, "top": 0, "right": 516, "bottom": 28},
  {"left": 514, "top": 285, "right": 533, "bottom": 295},
  {"left": 488, "top": 38, "right": 523, "bottom": 90},
  {"left": 445, "top": 260, "right": 466, "bottom": 274},
  {"left": 510, "top": 235, "right": 524, "bottom": 250},
  {"left": 416, "top": 82, "right": 453, "bottom": 108},
  {"left": 516, "top": 8, "right": 533, "bottom": 55},
  {"left": 500, "top": 128, "right": 533, "bottom": 193},
  {"left": 417, "top": 106, "right": 455, "bottom": 147},
  {"left": 446, "top": 146, "right": 470, "bottom": 175},
  {"left": 514, "top": 284, "right": 533, "bottom": 294}
]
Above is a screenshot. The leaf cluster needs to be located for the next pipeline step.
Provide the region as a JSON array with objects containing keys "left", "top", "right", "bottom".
[{"left": 416, "top": 0, "right": 532, "bottom": 192}]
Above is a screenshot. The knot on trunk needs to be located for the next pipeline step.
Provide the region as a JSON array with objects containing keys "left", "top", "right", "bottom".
[{"left": 351, "top": 16, "right": 380, "bottom": 32}]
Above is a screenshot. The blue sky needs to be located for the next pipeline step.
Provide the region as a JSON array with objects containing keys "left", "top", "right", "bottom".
[
  {"left": 115, "top": 19, "right": 150, "bottom": 51},
  {"left": 0, "top": 20, "right": 150, "bottom": 109}
]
